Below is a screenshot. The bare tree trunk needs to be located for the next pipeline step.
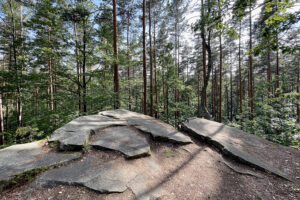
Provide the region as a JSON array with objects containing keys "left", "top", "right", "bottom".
[
  {"left": 127, "top": 8, "right": 131, "bottom": 111},
  {"left": 9, "top": 0, "right": 22, "bottom": 127},
  {"left": 197, "top": 72, "right": 200, "bottom": 117},
  {"left": 267, "top": 48, "right": 272, "bottom": 96},
  {"left": 239, "top": 21, "right": 243, "bottom": 117},
  {"left": 142, "top": 0, "right": 147, "bottom": 115},
  {"left": 0, "top": 93, "right": 4, "bottom": 145},
  {"left": 230, "top": 63, "right": 233, "bottom": 121},
  {"left": 154, "top": 18, "right": 158, "bottom": 118},
  {"left": 149, "top": 0, "right": 153, "bottom": 116},
  {"left": 200, "top": 0, "right": 211, "bottom": 119},
  {"left": 82, "top": 18, "right": 87, "bottom": 113},
  {"left": 275, "top": 33, "right": 279, "bottom": 95},
  {"left": 211, "top": 64, "right": 215, "bottom": 118},
  {"left": 297, "top": 57, "right": 299, "bottom": 123},
  {"left": 113, "top": 0, "right": 120, "bottom": 109},
  {"left": 200, "top": 29, "right": 212, "bottom": 120},
  {"left": 249, "top": 3, "right": 254, "bottom": 120},
  {"left": 74, "top": 22, "right": 81, "bottom": 113},
  {"left": 218, "top": 33, "right": 222, "bottom": 122},
  {"left": 48, "top": 27, "right": 54, "bottom": 112},
  {"left": 5, "top": 103, "right": 8, "bottom": 132}
]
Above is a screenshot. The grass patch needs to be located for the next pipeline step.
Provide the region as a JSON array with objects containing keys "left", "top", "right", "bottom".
[
  {"left": 164, "top": 149, "right": 176, "bottom": 158},
  {"left": 0, "top": 166, "right": 49, "bottom": 192}
]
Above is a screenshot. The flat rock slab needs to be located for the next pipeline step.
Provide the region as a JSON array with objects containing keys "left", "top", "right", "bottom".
[
  {"left": 0, "top": 141, "right": 81, "bottom": 182},
  {"left": 91, "top": 127, "right": 150, "bottom": 158},
  {"left": 181, "top": 118, "right": 290, "bottom": 180},
  {"left": 100, "top": 109, "right": 192, "bottom": 144},
  {"left": 32, "top": 154, "right": 165, "bottom": 199},
  {"left": 49, "top": 115, "right": 127, "bottom": 150}
]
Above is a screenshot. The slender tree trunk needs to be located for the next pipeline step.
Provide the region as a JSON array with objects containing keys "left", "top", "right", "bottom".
[
  {"left": 226, "top": 85, "right": 229, "bottom": 118},
  {"left": 218, "top": 33, "right": 222, "bottom": 122},
  {"left": 239, "top": 21, "right": 243, "bottom": 117},
  {"left": 267, "top": 48, "right": 272, "bottom": 96},
  {"left": 1, "top": 54, "right": 6, "bottom": 144},
  {"left": 211, "top": 64, "right": 215, "bottom": 117},
  {"left": 197, "top": 72, "right": 200, "bottom": 117},
  {"left": 230, "top": 63, "right": 233, "bottom": 121},
  {"left": 154, "top": 18, "right": 158, "bottom": 118},
  {"left": 9, "top": 0, "right": 22, "bottom": 127},
  {"left": 149, "top": 0, "right": 153, "bottom": 116},
  {"left": 200, "top": 29, "right": 212, "bottom": 119},
  {"left": 213, "top": 66, "right": 217, "bottom": 119},
  {"left": 5, "top": 103, "right": 8, "bottom": 131},
  {"left": 201, "top": 0, "right": 207, "bottom": 109},
  {"left": 113, "top": 0, "right": 120, "bottom": 109},
  {"left": 249, "top": 4, "right": 254, "bottom": 120},
  {"left": 74, "top": 23, "right": 81, "bottom": 113},
  {"left": 82, "top": 18, "right": 87, "bottom": 113},
  {"left": 142, "top": 0, "right": 147, "bottom": 115},
  {"left": 297, "top": 57, "right": 299, "bottom": 123},
  {"left": 275, "top": 33, "right": 279, "bottom": 95},
  {"left": 48, "top": 27, "right": 54, "bottom": 112},
  {"left": 127, "top": 9, "right": 131, "bottom": 110},
  {"left": 0, "top": 93, "right": 4, "bottom": 145}
]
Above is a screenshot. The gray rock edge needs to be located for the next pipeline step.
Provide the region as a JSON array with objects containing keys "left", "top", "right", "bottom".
[{"left": 181, "top": 122, "right": 292, "bottom": 181}]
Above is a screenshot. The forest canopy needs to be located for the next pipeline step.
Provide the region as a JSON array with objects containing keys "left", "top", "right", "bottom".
[{"left": 0, "top": 0, "right": 299, "bottom": 149}]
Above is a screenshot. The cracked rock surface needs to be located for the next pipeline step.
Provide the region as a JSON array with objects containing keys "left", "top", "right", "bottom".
[
  {"left": 0, "top": 141, "right": 81, "bottom": 182},
  {"left": 49, "top": 115, "right": 127, "bottom": 150},
  {"left": 91, "top": 127, "right": 150, "bottom": 158},
  {"left": 100, "top": 109, "right": 192, "bottom": 144},
  {"left": 181, "top": 118, "right": 291, "bottom": 180},
  {"left": 32, "top": 154, "right": 166, "bottom": 199}
]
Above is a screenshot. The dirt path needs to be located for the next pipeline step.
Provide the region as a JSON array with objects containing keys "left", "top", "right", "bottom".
[{"left": 2, "top": 137, "right": 300, "bottom": 200}]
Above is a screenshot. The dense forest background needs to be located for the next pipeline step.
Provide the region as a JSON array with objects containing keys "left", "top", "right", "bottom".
[{"left": 0, "top": 0, "right": 299, "bottom": 149}]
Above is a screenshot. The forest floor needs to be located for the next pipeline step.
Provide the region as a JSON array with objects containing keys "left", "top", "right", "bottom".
[{"left": 2, "top": 134, "right": 300, "bottom": 200}]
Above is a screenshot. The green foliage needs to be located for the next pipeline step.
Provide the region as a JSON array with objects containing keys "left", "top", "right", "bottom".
[
  {"left": 16, "top": 126, "right": 44, "bottom": 143},
  {"left": 237, "top": 74, "right": 300, "bottom": 149}
]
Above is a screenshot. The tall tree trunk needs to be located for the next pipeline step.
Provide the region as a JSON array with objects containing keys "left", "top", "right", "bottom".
[
  {"left": 142, "top": 0, "right": 147, "bottom": 115},
  {"left": 82, "top": 18, "right": 87, "bottom": 113},
  {"left": 1, "top": 54, "right": 5, "bottom": 144},
  {"left": 213, "top": 65, "right": 217, "bottom": 119},
  {"left": 249, "top": 3, "right": 254, "bottom": 120},
  {"left": 0, "top": 93, "right": 4, "bottom": 145},
  {"left": 201, "top": 0, "right": 207, "bottom": 110},
  {"left": 275, "top": 33, "right": 279, "bottom": 95},
  {"left": 127, "top": 8, "right": 131, "bottom": 110},
  {"left": 297, "top": 57, "right": 299, "bottom": 123},
  {"left": 218, "top": 33, "right": 222, "bottom": 122},
  {"left": 230, "top": 63, "right": 233, "bottom": 121},
  {"left": 239, "top": 21, "right": 243, "bottom": 117},
  {"left": 197, "top": 72, "right": 200, "bottom": 117},
  {"left": 200, "top": 29, "right": 212, "bottom": 119},
  {"left": 74, "top": 22, "right": 81, "bottom": 113},
  {"left": 149, "top": 0, "right": 153, "bottom": 116},
  {"left": 267, "top": 48, "right": 272, "bottom": 96},
  {"left": 200, "top": 0, "right": 211, "bottom": 119},
  {"left": 154, "top": 18, "right": 158, "bottom": 118},
  {"left": 211, "top": 64, "right": 215, "bottom": 118},
  {"left": 218, "top": 0, "right": 222, "bottom": 122},
  {"left": 113, "top": 0, "right": 120, "bottom": 109},
  {"left": 9, "top": 0, "right": 22, "bottom": 127},
  {"left": 48, "top": 27, "right": 54, "bottom": 112}
]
